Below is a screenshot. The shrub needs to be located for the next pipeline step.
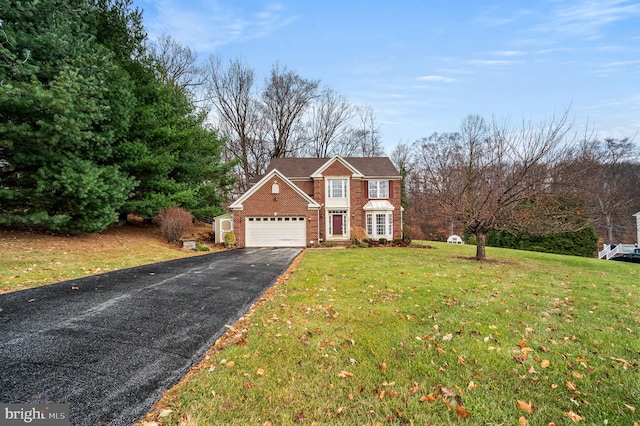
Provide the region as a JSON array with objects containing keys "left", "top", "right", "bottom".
[
  {"left": 195, "top": 243, "right": 210, "bottom": 251},
  {"left": 350, "top": 226, "right": 367, "bottom": 244},
  {"left": 378, "top": 238, "right": 388, "bottom": 245},
  {"left": 223, "top": 231, "right": 236, "bottom": 247},
  {"left": 158, "top": 207, "right": 193, "bottom": 242}
]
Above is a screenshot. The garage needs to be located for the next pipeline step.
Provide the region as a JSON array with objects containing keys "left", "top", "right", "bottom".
[{"left": 245, "top": 216, "right": 307, "bottom": 247}]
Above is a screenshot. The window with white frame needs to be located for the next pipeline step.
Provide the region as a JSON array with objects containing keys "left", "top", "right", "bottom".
[
  {"left": 366, "top": 212, "right": 393, "bottom": 240},
  {"left": 368, "top": 180, "right": 389, "bottom": 199},
  {"left": 327, "top": 179, "right": 347, "bottom": 198}
]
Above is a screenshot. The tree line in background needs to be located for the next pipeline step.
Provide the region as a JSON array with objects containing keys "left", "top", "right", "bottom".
[
  {"left": 392, "top": 113, "right": 640, "bottom": 259},
  {"left": 158, "top": 46, "right": 387, "bottom": 193},
  {"left": 1, "top": 0, "right": 638, "bottom": 259}
]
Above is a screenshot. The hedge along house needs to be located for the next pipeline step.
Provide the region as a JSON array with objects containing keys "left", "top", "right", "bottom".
[{"left": 228, "top": 156, "right": 403, "bottom": 248}]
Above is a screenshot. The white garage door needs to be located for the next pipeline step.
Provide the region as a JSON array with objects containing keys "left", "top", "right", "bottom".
[{"left": 245, "top": 216, "right": 307, "bottom": 247}]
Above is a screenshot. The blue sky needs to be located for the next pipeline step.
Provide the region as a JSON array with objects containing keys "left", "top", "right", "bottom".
[{"left": 131, "top": 0, "right": 640, "bottom": 151}]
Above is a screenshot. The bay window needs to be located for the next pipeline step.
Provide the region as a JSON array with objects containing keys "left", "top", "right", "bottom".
[{"left": 366, "top": 212, "right": 393, "bottom": 240}]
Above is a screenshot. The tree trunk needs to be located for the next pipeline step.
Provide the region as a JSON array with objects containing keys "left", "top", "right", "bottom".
[
  {"left": 475, "top": 231, "right": 487, "bottom": 260},
  {"left": 605, "top": 214, "right": 613, "bottom": 244}
]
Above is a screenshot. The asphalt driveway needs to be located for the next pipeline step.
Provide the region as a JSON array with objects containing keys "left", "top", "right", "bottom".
[{"left": 0, "top": 248, "right": 301, "bottom": 425}]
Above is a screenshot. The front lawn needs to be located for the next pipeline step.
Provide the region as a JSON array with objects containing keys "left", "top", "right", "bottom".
[
  {"left": 0, "top": 224, "right": 213, "bottom": 294},
  {"left": 147, "top": 243, "right": 639, "bottom": 425}
]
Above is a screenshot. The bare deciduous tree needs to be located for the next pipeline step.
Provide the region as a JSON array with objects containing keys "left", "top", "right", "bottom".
[
  {"left": 574, "top": 137, "right": 639, "bottom": 244},
  {"left": 152, "top": 34, "right": 205, "bottom": 97},
  {"left": 205, "top": 56, "right": 264, "bottom": 192},
  {"left": 348, "top": 105, "right": 385, "bottom": 157},
  {"left": 417, "top": 112, "right": 586, "bottom": 260},
  {"left": 305, "top": 88, "right": 355, "bottom": 158},
  {"left": 261, "top": 63, "right": 319, "bottom": 158}
]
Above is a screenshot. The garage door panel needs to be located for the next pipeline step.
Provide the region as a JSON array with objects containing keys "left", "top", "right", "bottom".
[{"left": 245, "top": 217, "right": 306, "bottom": 247}]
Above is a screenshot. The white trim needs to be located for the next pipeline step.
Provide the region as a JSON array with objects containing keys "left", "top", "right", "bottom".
[
  {"left": 310, "top": 155, "right": 364, "bottom": 179},
  {"left": 365, "top": 211, "right": 393, "bottom": 240},
  {"left": 326, "top": 208, "right": 350, "bottom": 240},
  {"left": 363, "top": 200, "right": 395, "bottom": 211},
  {"left": 229, "top": 169, "right": 321, "bottom": 210}
]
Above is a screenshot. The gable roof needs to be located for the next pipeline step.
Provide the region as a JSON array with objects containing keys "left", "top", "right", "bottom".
[
  {"left": 263, "top": 156, "right": 401, "bottom": 179},
  {"left": 229, "top": 168, "right": 321, "bottom": 210}
]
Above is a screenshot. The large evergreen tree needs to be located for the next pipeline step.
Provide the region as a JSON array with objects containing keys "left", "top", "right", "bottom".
[
  {"left": 0, "top": 0, "right": 135, "bottom": 232},
  {"left": 0, "top": 0, "right": 235, "bottom": 232}
]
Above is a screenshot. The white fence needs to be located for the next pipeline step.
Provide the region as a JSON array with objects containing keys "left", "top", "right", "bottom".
[{"left": 598, "top": 243, "right": 638, "bottom": 260}]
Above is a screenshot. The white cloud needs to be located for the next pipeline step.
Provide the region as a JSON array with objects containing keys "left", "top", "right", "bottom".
[
  {"left": 537, "top": 0, "right": 640, "bottom": 39},
  {"left": 490, "top": 50, "right": 526, "bottom": 56},
  {"left": 416, "top": 75, "right": 454, "bottom": 83},
  {"left": 145, "top": 0, "right": 296, "bottom": 53},
  {"left": 466, "top": 59, "right": 520, "bottom": 66}
]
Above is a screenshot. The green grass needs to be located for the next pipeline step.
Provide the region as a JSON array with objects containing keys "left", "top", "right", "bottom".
[
  {"left": 151, "top": 243, "right": 639, "bottom": 425},
  {"left": 0, "top": 226, "right": 211, "bottom": 293}
]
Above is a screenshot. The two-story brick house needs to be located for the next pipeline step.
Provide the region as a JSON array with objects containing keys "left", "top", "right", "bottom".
[{"left": 228, "top": 156, "right": 403, "bottom": 247}]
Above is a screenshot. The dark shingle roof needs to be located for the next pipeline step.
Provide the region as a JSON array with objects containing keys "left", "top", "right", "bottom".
[{"left": 264, "top": 157, "right": 400, "bottom": 179}]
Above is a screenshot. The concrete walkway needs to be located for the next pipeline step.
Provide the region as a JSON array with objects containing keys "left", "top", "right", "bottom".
[{"left": 0, "top": 248, "right": 301, "bottom": 425}]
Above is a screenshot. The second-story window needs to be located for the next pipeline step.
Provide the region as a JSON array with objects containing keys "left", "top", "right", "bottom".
[
  {"left": 368, "top": 180, "right": 389, "bottom": 198},
  {"left": 328, "top": 179, "right": 347, "bottom": 198}
]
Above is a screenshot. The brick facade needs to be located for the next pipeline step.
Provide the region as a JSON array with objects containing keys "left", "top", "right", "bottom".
[
  {"left": 231, "top": 175, "right": 320, "bottom": 248},
  {"left": 230, "top": 157, "right": 402, "bottom": 247}
]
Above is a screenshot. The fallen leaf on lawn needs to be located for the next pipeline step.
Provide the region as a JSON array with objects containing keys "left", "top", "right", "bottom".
[
  {"left": 467, "top": 380, "right": 476, "bottom": 390},
  {"left": 377, "top": 390, "right": 385, "bottom": 400},
  {"left": 551, "top": 383, "right": 558, "bottom": 389},
  {"left": 566, "top": 381, "right": 577, "bottom": 391},
  {"left": 565, "top": 410, "right": 583, "bottom": 422},
  {"left": 263, "top": 421, "right": 272, "bottom": 426},
  {"left": 624, "top": 404, "right": 636, "bottom": 413},
  {"left": 225, "top": 361, "right": 235, "bottom": 368},
  {"left": 541, "top": 359, "right": 550, "bottom": 368},
  {"left": 382, "top": 381, "right": 395, "bottom": 386},
  {"left": 572, "top": 371, "right": 583, "bottom": 379},
  {"left": 419, "top": 393, "right": 437, "bottom": 402},
  {"left": 548, "top": 423, "right": 557, "bottom": 426},
  {"left": 380, "top": 362, "right": 387, "bottom": 374},
  {"left": 349, "top": 358, "right": 357, "bottom": 365},
  {"left": 244, "top": 381, "right": 254, "bottom": 388},
  {"left": 295, "top": 412, "right": 305, "bottom": 423},
  {"left": 518, "top": 416, "right": 528, "bottom": 425},
  {"left": 458, "top": 356, "right": 466, "bottom": 365},
  {"left": 441, "top": 387, "right": 456, "bottom": 397},
  {"left": 409, "top": 383, "right": 420, "bottom": 395},
  {"left": 158, "top": 409, "right": 173, "bottom": 418},
  {"left": 514, "top": 354, "right": 528, "bottom": 364},
  {"left": 528, "top": 366, "right": 537, "bottom": 374},
  {"left": 335, "top": 406, "right": 345, "bottom": 416},
  {"left": 455, "top": 405, "right": 470, "bottom": 418},
  {"left": 256, "top": 368, "right": 265, "bottom": 376},
  {"left": 337, "top": 370, "right": 353, "bottom": 378},
  {"left": 517, "top": 400, "right": 533, "bottom": 414}
]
